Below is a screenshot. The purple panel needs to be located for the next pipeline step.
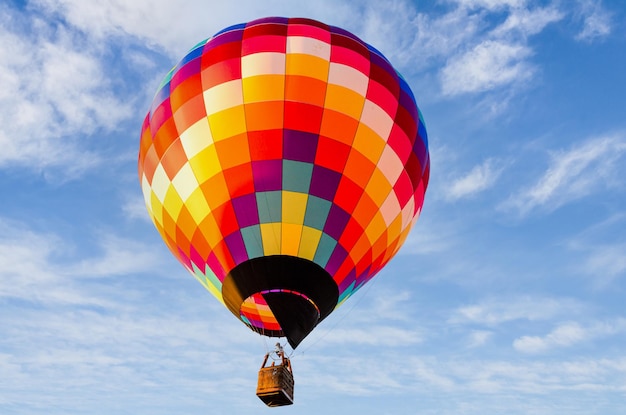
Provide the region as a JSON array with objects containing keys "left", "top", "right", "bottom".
[
  {"left": 325, "top": 244, "right": 349, "bottom": 277},
  {"left": 252, "top": 159, "right": 283, "bottom": 191},
  {"left": 170, "top": 58, "right": 201, "bottom": 91},
  {"left": 283, "top": 130, "right": 318, "bottom": 163},
  {"left": 225, "top": 231, "right": 249, "bottom": 264},
  {"left": 207, "top": 27, "right": 244, "bottom": 48},
  {"left": 232, "top": 193, "right": 260, "bottom": 228},
  {"left": 323, "top": 204, "right": 350, "bottom": 240},
  {"left": 248, "top": 16, "right": 289, "bottom": 26},
  {"left": 309, "top": 165, "right": 341, "bottom": 201}
]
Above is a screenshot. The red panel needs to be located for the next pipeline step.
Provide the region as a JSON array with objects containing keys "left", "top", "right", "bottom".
[
  {"left": 201, "top": 58, "right": 242, "bottom": 90},
  {"left": 211, "top": 201, "right": 240, "bottom": 238},
  {"left": 284, "top": 101, "right": 324, "bottom": 134},
  {"left": 366, "top": 80, "right": 398, "bottom": 119},
  {"left": 223, "top": 163, "right": 255, "bottom": 198},
  {"left": 248, "top": 129, "right": 283, "bottom": 160},
  {"left": 338, "top": 217, "right": 364, "bottom": 253},
  {"left": 333, "top": 175, "right": 363, "bottom": 213},
  {"left": 314, "top": 135, "right": 350, "bottom": 172}
]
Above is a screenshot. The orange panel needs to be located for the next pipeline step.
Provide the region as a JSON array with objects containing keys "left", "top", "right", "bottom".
[
  {"left": 245, "top": 101, "right": 285, "bottom": 132},
  {"left": 160, "top": 139, "right": 187, "bottom": 180},
  {"left": 173, "top": 94, "right": 206, "bottom": 135},
  {"left": 215, "top": 133, "right": 251, "bottom": 170},
  {"left": 200, "top": 172, "right": 231, "bottom": 210},
  {"left": 342, "top": 148, "right": 376, "bottom": 189},
  {"left": 319, "top": 109, "right": 359, "bottom": 146},
  {"left": 285, "top": 75, "right": 327, "bottom": 107}
]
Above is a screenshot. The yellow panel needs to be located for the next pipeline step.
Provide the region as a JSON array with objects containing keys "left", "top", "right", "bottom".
[
  {"left": 286, "top": 53, "right": 329, "bottom": 81},
  {"left": 208, "top": 105, "right": 247, "bottom": 141},
  {"left": 299, "top": 226, "right": 322, "bottom": 260},
  {"left": 150, "top": 191, "right": 163, "bottom": 226},
  {"left": 260, "top": 222, "right": 282, "bottom": 255},
  {"left": 281, "top": 223, "right": 302, "bottom": 256},
  {"left": 364, "top": 168, "right": 393, "bottom": 206},
  {"left": 282, "top": 191, "right": 308, "bottom": 224},
  {"left": 365, "top": 211, "right": 387, "bottom": 243},
  {"left": 242, "top": 75, "right": 285, "bottom": 103},
  {"left": 179, "top": 118, "right": 213, "bottom": 159},
  {"left": 185, "top": 187, "right": 211, "bottom": 225},
  {"left": 324, "top": 84, "right": 365, "bottom": 121},
  {"left": 203, "top": 79, "right": 243, "bottom": 115},
  {"left": 188, "top": 145, "right": 221, "bottom": 184},
  {"left": 162, "top": 185, "right": 185, "bottom": 222},
  {"left": 198, "top": 213, "right": 222, "bottom": 249}
]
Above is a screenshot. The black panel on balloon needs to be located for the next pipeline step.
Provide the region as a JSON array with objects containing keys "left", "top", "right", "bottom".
[{"left": 222, "top": 255, "right": 339, "bottom": 348}]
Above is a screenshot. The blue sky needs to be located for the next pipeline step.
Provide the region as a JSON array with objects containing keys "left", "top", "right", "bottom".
[{"left": 1, "top": 0, "right": 625, "bottom": 414}]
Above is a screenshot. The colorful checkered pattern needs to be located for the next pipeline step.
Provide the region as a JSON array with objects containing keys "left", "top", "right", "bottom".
[{"left": 139, "top": 17, "right": 430, "bottom": 334}]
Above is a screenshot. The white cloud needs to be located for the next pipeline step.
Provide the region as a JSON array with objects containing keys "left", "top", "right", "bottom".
[
  {"left": 441, "top": 40, "right": 533, "bottom": 95},
  {"left": 452, "top": 0, "right": 527, "bottom": 10},
  {"left": 449, "top": 296, "right": 583, "bottom": 326},
  {"left": 501, "top": 134, "right": 626, "bottom": 215},
  {"left": 513, "top": 319, "right": 626, "bottom": 354},
  {"left": 575, "top": 0, "right": 612, "bottom": 41},
  {"left": 492, "top": 5, "right": 564, "bottom": 37},
  {"left": 567, "top": 214, "right": 626, "bottom": 287},
  {"left": 0, "top": 218, "right": 170, "bottom": 305},
  {"left": 467, "top": 330, "right": 493, "bottom": 347},
  {"left": 445, "top": 158, "right": 503, "bottom": 200},
  {"left": 0, "top": 6, "right": 131, "bottom": 176}
]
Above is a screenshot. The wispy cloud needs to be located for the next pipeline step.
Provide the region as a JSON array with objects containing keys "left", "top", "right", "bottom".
[
  {"left": 575, "top": 0, "right": 613, "bottom": 41},
  {"left": 501, "top": 134, "right": 626, "bottom": 216},
  {"left": 0, "top": 6, "right": 131, "bottom": 176},
  {"left": 441, "top": 40, "right": 533, "bottom": 95},
  {"left": 445, "top": 158, "right": 504, "bottom": 200},
  {"left": 438, "top": 2, "right": 563, "bottom": 96},
  {"left": 567, "top": 214, "right": 626, "bottom": 287},
  {"left": 449, "top": 296, "right": 584, "bottom": 326},
  {"left": 513, "top": 319, "right": 626, "bottom": 354}
]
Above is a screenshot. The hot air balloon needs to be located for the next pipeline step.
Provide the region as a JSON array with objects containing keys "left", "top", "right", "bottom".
[{"left": 139, "top": 16, "right": 429, "bottom": 406}]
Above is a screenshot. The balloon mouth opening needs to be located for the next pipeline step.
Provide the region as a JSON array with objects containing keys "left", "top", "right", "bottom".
[
  {"left": 222, "top": 255, "right": 339, "bottom": 348},
  {"left": 240, "top": 290, "right": 321, "bottom": 337}
]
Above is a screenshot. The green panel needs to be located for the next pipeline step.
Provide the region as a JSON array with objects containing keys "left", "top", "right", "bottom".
[
  {"left": 313, "top": 232, "right": 337, "bottom": 268},
  {"left": 283, "top": 160, "right": 313, "bottom": 193},
  {"left": 192, "top": 261, "right": 221, "bottom": 291},
  {"left": 241, "top": 225, "right": 264, "bottom": 259},
  {"left": 256, "top": 191, "right": 282, "bottom": 223},
  {"left": 304, "top": 195, "right": 332, "bottom": 230}
]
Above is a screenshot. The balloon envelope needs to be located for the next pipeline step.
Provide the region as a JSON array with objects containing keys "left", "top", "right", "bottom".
[{"left": 139, "top": 17, "right": 430, "bottom": 348}]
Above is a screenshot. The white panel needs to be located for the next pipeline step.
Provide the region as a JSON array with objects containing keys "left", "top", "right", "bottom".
[
  {"left": 179, "top": 118, "right": 213, "bottom": 159},
  {"left": 241, "top": 52, "right": 286, "bottom": 77},
  {"left": 286, "top": 36, "right": 331, "bottom": 59},
  {"left": 328, "top": 62, "right": 369, "bottom": 96}
]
